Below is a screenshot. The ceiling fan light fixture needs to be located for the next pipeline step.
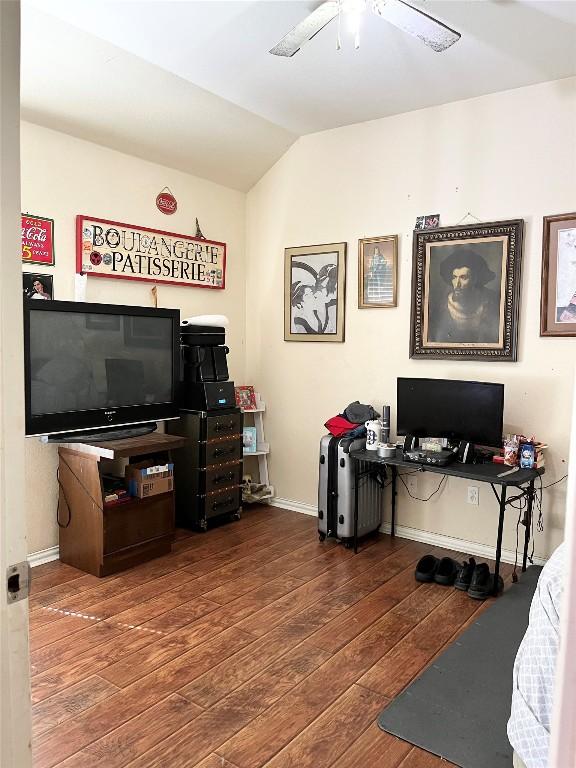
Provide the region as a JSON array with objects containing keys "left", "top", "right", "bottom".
[
  {"left": 339, "top": 0, "right": 366, "bottom": 50},
  {"left": 268, "top": 0, "right": 460, "bottom": 57}
]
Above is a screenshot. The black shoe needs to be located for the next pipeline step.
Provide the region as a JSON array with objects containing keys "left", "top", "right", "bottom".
[
  {"left": 454, "top": 557, "right": 476, "bottom": 591},
  {"left": 434, "top": 557, "right": 459, "bottom": 586},
  {"left": 415, "top": 554, "right": 439, "bottom": 583},
  {"left": 468, "top": 563, "right": 504, "bottom": 600}
]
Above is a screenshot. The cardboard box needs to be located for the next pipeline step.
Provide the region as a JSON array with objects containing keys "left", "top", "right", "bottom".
[
  {"left": 131, "top": 475, "right": 174, "bottom": 498},
  {"left": 125, "top": 461, "right": 174, "bottom": 498}
]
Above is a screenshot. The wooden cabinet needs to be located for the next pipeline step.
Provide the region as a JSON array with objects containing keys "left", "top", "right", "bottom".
[
  {"left": 57, "top": 432, "right": 186, "bottom": 577},
  {"left": 167, "top": 408, "right": 243, "bottom": 530}
]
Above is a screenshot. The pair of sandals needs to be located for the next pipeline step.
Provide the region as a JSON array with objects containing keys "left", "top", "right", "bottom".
[{"left": 415, "top": 555, "right": 503, "bottom": 600}]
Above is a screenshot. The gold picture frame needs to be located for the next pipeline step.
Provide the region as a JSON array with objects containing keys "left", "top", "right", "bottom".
[
  {"left": 284, "top": 242, "right": 346, "bottom": 342},
  {"left": 358, "top": 235, "right": 398, "bottom": 308}
]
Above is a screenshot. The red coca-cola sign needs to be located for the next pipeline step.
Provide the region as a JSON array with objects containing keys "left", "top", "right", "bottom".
[
  {"left": 21, "top": 214, "right": 55, "bottom": 265},
  {"left": 156, "top": 190, "right": 177, "bottom": 215}
]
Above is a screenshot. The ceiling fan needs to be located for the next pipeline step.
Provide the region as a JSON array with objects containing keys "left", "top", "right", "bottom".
[{"left": 269, "top": 0, "right": 461, "bottom": 56}]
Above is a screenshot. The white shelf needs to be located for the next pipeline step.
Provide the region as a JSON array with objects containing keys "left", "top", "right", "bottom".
[
  {"left": 244, "top": 441, "right": 269, "bottom": 457},
  {"left": 242, "top": 396, "right": 271, "bottom": 491}
]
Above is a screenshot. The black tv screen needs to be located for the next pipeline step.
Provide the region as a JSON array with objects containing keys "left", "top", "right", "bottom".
[
  {"left": 24, "top": 300, "right": 180, "bottom": 437},
  {"left": 397, "top": 377, "right": 504, "bottom": 448}
]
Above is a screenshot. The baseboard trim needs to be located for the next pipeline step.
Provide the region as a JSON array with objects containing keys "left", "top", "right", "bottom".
[
  {"left": 28, "top": 546, "right": 59, "bottom": 567},
  {"left": 269, "top": 497, "right": 317, "bottom": 517},
  {"left": 29, "top": 503, "right": 547, "bottom": 570},
  {"left": 269, "top": 497, "right": 547, "bottom": 567}
]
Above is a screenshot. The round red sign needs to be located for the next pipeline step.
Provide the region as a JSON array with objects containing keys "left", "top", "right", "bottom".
[{"left": 156, "top": 192, "right": 177, "bottom": 215}]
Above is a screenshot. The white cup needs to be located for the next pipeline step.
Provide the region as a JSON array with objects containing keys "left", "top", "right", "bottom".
[{"left": 365, "top": 420, "right": 381, "bottom": 450}]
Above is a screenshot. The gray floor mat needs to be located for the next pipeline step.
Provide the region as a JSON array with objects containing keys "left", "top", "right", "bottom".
[{"left": 378, "top": 566, "right": 542, "bottom": 768}]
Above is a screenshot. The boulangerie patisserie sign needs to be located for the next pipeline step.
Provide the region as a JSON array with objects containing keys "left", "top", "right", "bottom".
[{"left": 76, "top": 215, "right": 226, "bottom": 289}]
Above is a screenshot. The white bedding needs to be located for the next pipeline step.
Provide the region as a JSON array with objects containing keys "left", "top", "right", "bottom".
[{"left": 507, "top": 543, "right": 565, "bottom": 768}]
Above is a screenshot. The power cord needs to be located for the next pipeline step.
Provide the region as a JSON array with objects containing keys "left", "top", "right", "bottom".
[
  {"left": 56, "top": 454, "right": 105, "bottom": 528},
  {"left": 56, "top": 466, "right": 72, "bottom": 529},
  {"left": 512, "top": 473, "right": 565, "bottom": 579},
  {"left": 398, "top": 472, "right": 447, "bottom": 502}
]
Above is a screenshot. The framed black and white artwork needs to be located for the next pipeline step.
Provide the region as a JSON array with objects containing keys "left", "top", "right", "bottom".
[{"left": 284, "top": 242, "right": 346, "bottom": 342}]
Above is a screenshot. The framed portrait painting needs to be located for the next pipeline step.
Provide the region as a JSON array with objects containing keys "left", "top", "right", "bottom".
[
  {"left": 410, "top": 219, "right": 524, "bottom": 361},
  {"left": 540, "top": 212, "right": 576, "bottom": 336},
  {"left": 358, "top": 235, "right": 398, "bottom": 308},
  {"left": 284, "top": 242, "right": 346, "bottom": 342}
]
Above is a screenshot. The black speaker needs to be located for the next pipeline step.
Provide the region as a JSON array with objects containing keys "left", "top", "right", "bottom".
[
  {"left": 457, "top": 440, "right": 475, "bottom": 463},
  {"left": 403, "top": 434, "right": 418, "bottom": 452}
]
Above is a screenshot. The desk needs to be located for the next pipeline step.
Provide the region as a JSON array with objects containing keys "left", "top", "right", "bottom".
[{"left": 350, "top": 449, "right": 544, "bottom": 595}]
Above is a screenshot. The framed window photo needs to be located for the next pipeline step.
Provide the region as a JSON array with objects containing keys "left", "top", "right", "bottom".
[
  {"left": 540, "top": 212, "right": 576, "bottom": 336},
  {"left": 284, "top": 242, "right": 346, "bottom": 342},
  {"left": 358, "top": 235, "right": 398, "bottom": 308},
  {"left": 410, "top": 219, "right": 524, "bottom": 361}
]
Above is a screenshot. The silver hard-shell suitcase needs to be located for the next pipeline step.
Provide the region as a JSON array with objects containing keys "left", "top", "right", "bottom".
[{"left": 318, "top": 434, "right": 385, "bottom": 546}]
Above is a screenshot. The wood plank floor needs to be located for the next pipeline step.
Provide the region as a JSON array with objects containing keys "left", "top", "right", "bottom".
[{"left": 29, "top": 506, "right": 511, "bottom": 768}]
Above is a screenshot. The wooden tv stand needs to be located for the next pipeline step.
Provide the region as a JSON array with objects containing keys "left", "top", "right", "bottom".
[{"left": 56, "top": 432, "right": 187, "bottom": 577}]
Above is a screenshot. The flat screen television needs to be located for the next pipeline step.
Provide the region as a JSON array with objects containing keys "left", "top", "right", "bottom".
[
  {"left": 24, "top": 300, "right": 180, "bottom": 438},
  {"left": 397, "top": 377, "right": 504, "bottom": 448}
]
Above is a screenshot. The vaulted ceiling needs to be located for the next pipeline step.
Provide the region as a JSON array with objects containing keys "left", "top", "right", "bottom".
[{"left": 21, "top": 1, "right": 576, "bottom": 190}]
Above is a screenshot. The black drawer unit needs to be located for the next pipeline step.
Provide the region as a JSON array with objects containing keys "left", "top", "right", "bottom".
[{"left": 167, "top": 408, "right": 243, "bottom": 530}]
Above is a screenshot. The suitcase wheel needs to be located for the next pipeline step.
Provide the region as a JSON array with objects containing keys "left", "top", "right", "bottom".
[
  {"left": 318, "top": 532, "right": 326, "bottom": 542},
  {"left": 343, "top": 540, "right": 353, "bottom": 549}
]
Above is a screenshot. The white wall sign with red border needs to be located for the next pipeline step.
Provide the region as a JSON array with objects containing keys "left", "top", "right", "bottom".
[
  {"left": 156, "top": 188, "right": 177, "bottom": 215},
  {"left": 76, "top": 215, "right": 226, "bottom": 289}
]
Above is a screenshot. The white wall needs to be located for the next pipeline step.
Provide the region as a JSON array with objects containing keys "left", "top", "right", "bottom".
[
  {"left": 246, "top": 78, "right": 576, "bottom": 561},
  {"left": 21, "top": 121, "right": 246, "bottom": 554}
]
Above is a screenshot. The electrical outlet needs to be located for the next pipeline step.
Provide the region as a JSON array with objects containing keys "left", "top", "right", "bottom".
[
  {"left": 407, "top": 475, "right": 418, "bottom": 494},
  {"left": 467, "top": 486, "right": 479, "bottom": 505}
]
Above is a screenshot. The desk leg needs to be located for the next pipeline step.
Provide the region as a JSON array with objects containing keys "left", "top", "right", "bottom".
[
  {"left": 522, "top": 480, "right": 535, "bottom": 573},
  {"left": 494, "top": 486, "right": 506, "bottom": 596},
  {"left": 353, "top": 458, "right": 359, "bottom": 555},
  {"left": 391, "top": 466, "right": 397, "bottom": 538}
]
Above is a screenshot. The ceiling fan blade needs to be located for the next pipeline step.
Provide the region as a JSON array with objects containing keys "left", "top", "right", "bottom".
[
  {"left": 371, "top": 0, "right": 460, "bottom": 52},
  {"left": 269, "top": 0, "right": 339, "bottom": 57}
]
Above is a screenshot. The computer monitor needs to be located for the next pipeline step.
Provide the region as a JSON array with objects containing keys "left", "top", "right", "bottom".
[{"left": 397, "top": 377, "right": 504, "bottom": 448}]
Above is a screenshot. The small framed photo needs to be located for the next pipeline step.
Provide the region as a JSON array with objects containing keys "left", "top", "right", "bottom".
[
  {"left": 540, "top": 212, "right": 576, "bottom": 336},
  {"left": 243, "top": 427, "right": 257, "bottom": 453},
  {"left": 358, "top": 235, "right": 398, "bottom": 308},
  {"left": 284, "top": 242, "right": 346, "bottom": 342},
  {"left": 415, "top": 214, "right": 440, "bottom": 230},
  {"left": 410, "top": 219, "right": 524, "bottom": 361},
  {"left": 235, "top": 385, "right": 257, "bottom": 411},
  {"left": 22, "top": 273, "right": 53, "bottom": 300}
]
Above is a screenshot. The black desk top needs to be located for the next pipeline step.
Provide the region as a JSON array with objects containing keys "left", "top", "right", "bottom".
[{"left": 350, "top": 448, "right": 544, "bottom": 487}]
